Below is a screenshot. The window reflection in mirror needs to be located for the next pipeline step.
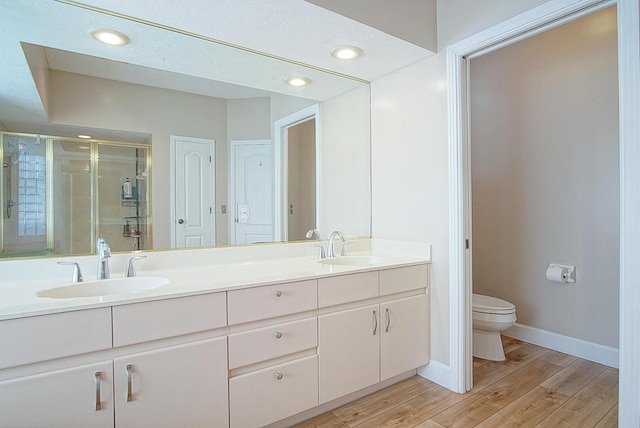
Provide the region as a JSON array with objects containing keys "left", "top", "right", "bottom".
[
  {"left": 1, "top": 134, "right": 48, "bottom": 256},
  {"left": 0, "top": 132, "right": 151, "bottom": 258}
]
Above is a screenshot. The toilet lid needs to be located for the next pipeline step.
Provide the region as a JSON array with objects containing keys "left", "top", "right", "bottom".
[{"left": 473, "top": 294, "right": 515, "bottom": 314}]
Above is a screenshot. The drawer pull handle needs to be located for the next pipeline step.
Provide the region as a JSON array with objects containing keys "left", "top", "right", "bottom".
[
  {"left": 274, "top": 290, "right": 283, "bottom": 297},
  {"left": 94, "top": 372, "right": 102, "bottom": 411},
  {"left": 385, "top": 308, "right": 391, "bottom": 333},
  {"left": 275, "top": 372, "right": 284, "bottom": 381},
  {"left": 274, "top": 331, "right": 283, "bottom": 339},
  {"left": 126, "top": 364, "right": 133, "bottom": 402},
  {"left": 372, "top": 310, "right": 378, "bottom": 335}
]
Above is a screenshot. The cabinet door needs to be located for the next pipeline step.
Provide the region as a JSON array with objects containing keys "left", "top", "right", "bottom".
[
  {"left": 114, "top": 337, "right": 228, "bottom": 428},
  {"left": 380, "top": 294, "right": 430, "bottom": 381},
  {"left": 318, "top": 304, "right": 380, "bottom": 404},
  {"left": 0, "top": 361, "right": 114, "bottom": 428}
]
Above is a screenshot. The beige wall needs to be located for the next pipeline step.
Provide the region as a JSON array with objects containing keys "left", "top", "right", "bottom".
[
  {"left": 305, "top": 0, "right": 437, "bottom": 51},
  {"left": 371, "top": 0, "right": 554, "bottom": 366},
  {"left": 470, "top": 7, "right": 619, "bottom": 347}
]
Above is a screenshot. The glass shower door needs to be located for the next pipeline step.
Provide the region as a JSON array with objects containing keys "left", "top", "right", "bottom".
[{"left": 51, "top": 140, "right": 92, "bottom": 255}]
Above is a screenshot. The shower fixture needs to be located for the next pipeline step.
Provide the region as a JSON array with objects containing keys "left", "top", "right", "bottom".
[{"left": 3, "top": 143, "right": 29, "bottom": 219}]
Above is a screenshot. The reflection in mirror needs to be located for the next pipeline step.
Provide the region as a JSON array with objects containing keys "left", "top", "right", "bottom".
[
  {"left": 1, "top": 132, "right": 151, "bottom": 258},
  {"left": 0, "top": 1, "right": 371, "bottom": 259},
  {"left": 287, "top": 118, "right": 316, "bottom": 241},
  {"left": 97, "top": 144, "right": 150, "bottom": 252},
  {"left": 1, "top": 134, "right": 48, "bottom": 256}
]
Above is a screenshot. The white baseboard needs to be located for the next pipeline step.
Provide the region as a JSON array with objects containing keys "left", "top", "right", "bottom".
[
  {"left": 417, "top": 359, "right": 456, "bottom": 391},
  {"left": 506, "top": 323, "right": 619, "bottom": 368}
]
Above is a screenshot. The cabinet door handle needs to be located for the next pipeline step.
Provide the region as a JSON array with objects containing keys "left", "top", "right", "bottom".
[
  {"left": 372, "top": 310, "right": 378, "bottom": 335},
  {"left": 274, "top": 331, "right": 283, "bottom": 339},
  {"left": 94, "top": 372, "right": 102, "bottom": 411},
  {"left": 274, "top": 290, "right": 283, "bottom": 297},
  {"left": 126, "top": 364, "right": 133, "bottom": 402},
  {"left": 385, "top": 308, "right": 391, "bottom": 332},
  {"left": 275, "top": 372, "right": 284, "bottom": 381}
]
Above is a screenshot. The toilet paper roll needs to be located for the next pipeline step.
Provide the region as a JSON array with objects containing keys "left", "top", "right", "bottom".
[{"left": 546, "top": 265, "right": 568, "bottom": 283}]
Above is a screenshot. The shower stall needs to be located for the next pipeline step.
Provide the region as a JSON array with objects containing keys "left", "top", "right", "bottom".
[{"left": 1, "top": 132, "right": 151, "bottom": 257}]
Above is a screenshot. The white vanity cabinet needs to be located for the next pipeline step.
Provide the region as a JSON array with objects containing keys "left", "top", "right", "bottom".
[
  {"left": 227, "top": 280, "right": 318, "bottom": 428},
  {"left": 318, "top": 265, "right": 430, "bottom": 404},
  {"left": 113, "top": 337, "right": 228, "bottom": 428},
  {"left": 0, "top": 308, "right": 114, "bottom": 427},
  {"left": 0, "top": 360, "right": 115, "bottom": 428},
  {"left": 0, "top": 292, "right": 229, "bottom": 428},
  {"left": 379, "top": 293, "right": 430, "bottom": 380},
  {"left": 111, "top": 293, "right": 229, "bottom": 428}
]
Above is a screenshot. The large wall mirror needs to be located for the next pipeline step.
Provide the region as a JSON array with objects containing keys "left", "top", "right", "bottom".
[{"left": 0, "top": 0, "right": 371, "bottom": 258}]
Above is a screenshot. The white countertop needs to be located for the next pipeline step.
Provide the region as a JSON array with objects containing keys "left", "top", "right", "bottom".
[{"left": 0, "top": 239, "right": 431, "bottom": 320}]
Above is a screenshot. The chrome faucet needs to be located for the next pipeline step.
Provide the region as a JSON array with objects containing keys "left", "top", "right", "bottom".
[
  {"left": 305, "top": 228, "right": 321, "bottom": 240},
  {"left": 327, "top": 231, "right": 347, "bottom": 258},
  {"left": 58, "top": 261, "right": 83, "bottom": 283},
  {"left": 126, "top": 255, "right": 147, "bottom": 278},
  {"left": 96, "top": 237, "right": 111, "bottom": 280}
]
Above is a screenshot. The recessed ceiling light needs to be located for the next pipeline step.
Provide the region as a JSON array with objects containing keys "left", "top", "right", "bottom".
[
  {"left": 331, "top": 45, "right": 363, "bottom": 60},
  {"left": 78, "top": 135, "right": 92, "bottom": 139},
  {"left": 286, "top": 77, "right": 311, "bottom": 87},
  {"left": 90, "top": 29, "right": 130, "bottom": 46}
]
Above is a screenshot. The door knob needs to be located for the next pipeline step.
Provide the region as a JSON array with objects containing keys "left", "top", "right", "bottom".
[{"left": 178, "top": 219, "right": 184, "bottom": 224}]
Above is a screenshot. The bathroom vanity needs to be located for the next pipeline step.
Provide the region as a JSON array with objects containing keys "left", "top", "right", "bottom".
[{"left": 0, "top": 239, "right": 430, "bottom": 428}]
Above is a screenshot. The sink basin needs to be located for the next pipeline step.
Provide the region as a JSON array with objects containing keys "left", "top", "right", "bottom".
[
  {"left": 37, "top": 277, "right": 169, "bottom": 299},
  {"left": 318, "top": 256, "right": 385, "bottom": 266}
]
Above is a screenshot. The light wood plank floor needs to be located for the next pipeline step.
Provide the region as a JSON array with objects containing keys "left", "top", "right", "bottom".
[{"left": 293, "top": 337, "right": 618, "bottom": 428}]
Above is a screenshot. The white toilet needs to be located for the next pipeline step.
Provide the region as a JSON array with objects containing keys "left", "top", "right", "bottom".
[{"left": 472, "top": 293, "right": 516, "bottom": 361}]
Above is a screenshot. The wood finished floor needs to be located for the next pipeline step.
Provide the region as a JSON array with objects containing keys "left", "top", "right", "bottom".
[{"left": 293, "top": 337, "right": 618, "bottom": 428}]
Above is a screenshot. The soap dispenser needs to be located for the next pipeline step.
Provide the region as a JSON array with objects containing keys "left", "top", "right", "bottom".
[{"left": 122, "top": 178, "right": 132, "bottom": 199}]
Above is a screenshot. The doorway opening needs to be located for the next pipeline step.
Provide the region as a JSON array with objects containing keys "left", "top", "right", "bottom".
[
  {"left": 274, "top": 105, "right": 319, "bottom": 242},
  {"left": 446, "top": 0, "right": 619, "bottom": 394}
]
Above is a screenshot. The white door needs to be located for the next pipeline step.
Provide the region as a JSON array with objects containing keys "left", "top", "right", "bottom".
[
  {"left": 170, "top": 136, "right": 214, "bottom": 248},
  {"left": 229, "top": 140, "right": 273, "bottom": 244}
]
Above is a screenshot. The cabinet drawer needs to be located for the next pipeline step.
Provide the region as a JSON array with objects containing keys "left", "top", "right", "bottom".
[
  {"left": 228, "top": 317, "right": 317, "bottom": 369},
  {"left": 113, "top": 293, "right": 226, "bottom": 347},
  {"left": 229, "top": 355, "right": 318, "bottom": 428},
  {"left": 228, "top": 280, "right": 316, "bottom": 325},
  {"left": 379, "top": 264, "right": 429, "bottom": 296},
  {"left": 318, "top": 271, "right": 378, "bottom": 307},
  {"left": 0, "top": 308, "right": 112, "bottom": 369}
]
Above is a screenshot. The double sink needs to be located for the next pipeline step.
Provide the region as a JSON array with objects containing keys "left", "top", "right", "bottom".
[{"left": 36, "top": 256, "right": 383, "bottom": 299}]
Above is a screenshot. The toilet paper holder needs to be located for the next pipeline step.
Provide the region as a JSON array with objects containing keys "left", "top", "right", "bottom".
[{"left": 547, "top": 264, "right": 576, "bottom": 283}]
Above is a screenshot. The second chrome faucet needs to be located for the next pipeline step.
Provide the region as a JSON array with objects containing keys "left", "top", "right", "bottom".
[
  {"left": 97, "top": 237, "right": 111, "bottom": 280},
  {"left": 313, "top": 230, "right": 350, "bottom": 259}
]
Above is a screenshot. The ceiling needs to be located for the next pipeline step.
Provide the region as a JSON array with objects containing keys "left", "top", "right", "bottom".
[{"left": 0, "top": 0, "right": 436, "bottom": 139}]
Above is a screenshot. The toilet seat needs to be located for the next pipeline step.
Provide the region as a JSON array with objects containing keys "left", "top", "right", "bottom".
[{"left": 472, "top": 294, "right": 515, "bottom": 315}]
